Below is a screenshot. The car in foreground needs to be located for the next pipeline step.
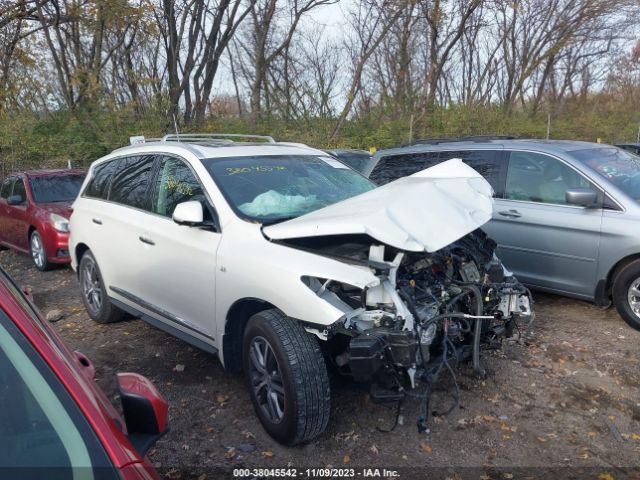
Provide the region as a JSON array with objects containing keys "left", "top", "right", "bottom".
[
  {"left": 69, "top": 133, "right": 532, "bottom": 445},
  {"left": 0, "top": 169, "right": 86, "bottom": 270},
  {"left": 366, "top": 138, "right": 640, "bottom": 330},
  {"left": 0, "top": 265, "right": 167, "bottom": 479}
]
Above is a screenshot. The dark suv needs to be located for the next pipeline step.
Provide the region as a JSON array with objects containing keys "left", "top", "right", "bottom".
[{"left": 367, "top": 138, "right": 640, "bottom": 330}]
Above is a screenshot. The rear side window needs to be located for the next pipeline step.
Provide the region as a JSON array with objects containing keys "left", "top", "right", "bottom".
[
  {"left": 12, "top": 179, "right": 27, "bottom": 203},
  {"left": 84, "top": 160, "right": 119, "bottom": 200},
  {"left": 370, "top": 152, "right": 439, "bottom": 185},
  {"left": 153, "top": 157, "right": 207, "bottom": 218},
  {"left": 109, "top": 156, "right": 156, "bottom": 210},
  {"left": 0, "top": 178, "right": 14, "bottom": 199},
  {"left": 438, "top": 150, "right": 504, "bottom": 196}
]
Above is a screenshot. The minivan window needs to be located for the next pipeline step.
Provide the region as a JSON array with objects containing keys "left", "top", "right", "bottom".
[
  {"left": 438, "top": 150, "right": 504, "bottom": 196},
  {"left": 153, "top": 157, "right": 207, "bottom": 218},
  {"left": 84, "top": 160, "right": 119, "bottom": 200},
  {"left": 369, "top": 151, "right": 439, "bottom": 185},
  {"left": 109, "top": 156, "right": 155, "bottom": 210},
  {"left": 0, "top": 177, "right": 14, "bottom": 199},
  {"left": 12, "top": 178, "right": 27, "bottom": 203},
  {"left": 30, "top": 175, "right": 85, "bottom": 203},
  {"left": 571, "top": 147, "right": 640, "bottom": 202},
  {"left": 506, "top": 151, "right": 591, "bottom": 205}
]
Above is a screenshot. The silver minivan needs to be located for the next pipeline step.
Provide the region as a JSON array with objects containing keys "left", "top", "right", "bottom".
[{"left": 367, "top": 139, "right": 640, "bottom": 330}]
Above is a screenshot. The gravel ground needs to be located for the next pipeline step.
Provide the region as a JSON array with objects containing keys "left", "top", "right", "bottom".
[{"left": 2, "top": 249, "right": 640, "bottom": 480}]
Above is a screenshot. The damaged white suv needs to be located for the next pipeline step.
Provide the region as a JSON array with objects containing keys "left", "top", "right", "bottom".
[{"left": 69, "top": 134, "right": 532, "bottom": 445}]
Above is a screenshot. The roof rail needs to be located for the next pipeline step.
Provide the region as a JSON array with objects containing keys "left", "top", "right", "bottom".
[
  {"left": 401, "top": 135, "right": 517, "bottom": 147},
  {"left": 160, "top": 133, "right": 276, "bottom": 144}
]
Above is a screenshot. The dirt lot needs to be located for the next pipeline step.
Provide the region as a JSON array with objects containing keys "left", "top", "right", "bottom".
[{"left": 2, "top": 248, "right": 640, "bottom": 479}]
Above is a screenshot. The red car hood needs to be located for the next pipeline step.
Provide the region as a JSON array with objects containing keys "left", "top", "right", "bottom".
[{"left": 38, "top": 202, "right": 73, "bottom": 218}]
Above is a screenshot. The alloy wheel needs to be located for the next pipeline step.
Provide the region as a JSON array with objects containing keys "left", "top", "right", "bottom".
[
  {"left": 627, "top": 276, "right": 640, "bottom": 319},
  {"left": 81, "top": 257, "right": 103, "bottom": 316},
  {"left": 30, "top": 233, "right": 45, "bottom": 269},
  {"left": 248, "top": 336, "right": 286, "bottom": 423}
]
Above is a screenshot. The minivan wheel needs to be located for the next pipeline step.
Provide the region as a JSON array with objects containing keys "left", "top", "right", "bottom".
[
  {"left": 30, "top": 231, "right": 52, "bottom": 271},
  {"left": 242, "top": 309, "right": 330, "bottom": 445},
  {"left": 612, "top": 259, "right": 640, "bottom": 331},
  {"left": 79, "top": 251, "right": 124, "bottom": 324}
]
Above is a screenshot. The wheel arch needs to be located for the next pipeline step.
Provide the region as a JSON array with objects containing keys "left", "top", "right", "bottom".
[
  {"left": 600, "top": 253, "right": 640, "bottom": 304},
  {"left": 222, "top": 297, "right": 276, "bottom": 373},
  {"left": 74, "top": 243, "right": 91, "bottom": 271}
]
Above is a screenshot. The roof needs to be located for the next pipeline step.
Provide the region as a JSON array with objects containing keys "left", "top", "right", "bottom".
[{"left": 376, "top": 138, "right": 611, "bottom": 159}]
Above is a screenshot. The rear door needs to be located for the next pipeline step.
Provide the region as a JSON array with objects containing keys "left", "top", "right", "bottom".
[
  {"left": 0, "top": 177, "right": 15, "bottom": 246},
  {"left": 484, "top": 150, "right": 603, "bottom": 297},
  {"left": 5, "top": 177, "right": 30, "bottom": 250}
]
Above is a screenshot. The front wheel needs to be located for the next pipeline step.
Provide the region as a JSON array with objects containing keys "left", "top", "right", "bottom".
[
  {"left": 243, "top": 309, "right": 330, "bottom": 445},
  {"left": 79, "top": 250, "right": 124, "bottom": 324},
  {"left": 30, "top": 230, "right": 52, "bottom": 271},
  {"left": 612, "top": 259, "right": 640, "bottom": 331}
]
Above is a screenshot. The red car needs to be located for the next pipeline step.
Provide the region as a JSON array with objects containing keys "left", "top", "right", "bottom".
[
  {"left": 0, "top": 169, "right": 86, "bottom": 271},
  {"left": 0, "top": 266, "right": 168, "bottom": 479}
]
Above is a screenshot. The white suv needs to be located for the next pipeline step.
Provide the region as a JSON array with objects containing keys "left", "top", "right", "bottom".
[{"left": 69, "top": 134, "right": 532, "bottom": 444}]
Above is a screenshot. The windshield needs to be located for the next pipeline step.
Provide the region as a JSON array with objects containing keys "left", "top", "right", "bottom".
[
  {"left": 30, "top": 175, "right": 85, "bottom": 203},
  {"left": 201, "top": 155, "right": 376, "bottom": 222},
  {"left": 571, "top": 147, "right": 640, "bottom": 201},
  {"left": 329, "top": 151, "right": 373, "bottom": 174}
]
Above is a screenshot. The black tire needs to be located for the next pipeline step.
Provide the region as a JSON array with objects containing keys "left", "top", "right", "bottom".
[
  {"left": 30, "top": 230, "right": 52, "bottom": 271},
  {"left": 242, "top": 309, "right": 330, "bottom": 445},
  {"left": 79, "top": 250, "right": 124, "bottom": 324},
  {"left": 612, "top": 259, "right": 640, "bottom": 331}
]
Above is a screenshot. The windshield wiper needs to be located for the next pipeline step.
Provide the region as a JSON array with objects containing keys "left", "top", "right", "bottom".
[{"left": 260, "top": 216, "right": 297, "bottom": 226}]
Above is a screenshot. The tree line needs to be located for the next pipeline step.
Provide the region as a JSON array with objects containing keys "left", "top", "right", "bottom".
[{"left": 0, "top": 0, "right": 639, "bottom": 166}]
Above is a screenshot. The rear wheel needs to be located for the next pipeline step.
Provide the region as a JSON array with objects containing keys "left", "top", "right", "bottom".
[
  {"left": 30, "top": 230, "right": 52, "bottom": 271},
  {"left": 612, "top": 259, "right": 640, "bottom": 331},
  {"left": 243, "top": 309, "right": 330, "bottom": 445},
  {"left": 79, "top": 250, "right": 124, "bottom": 324}
]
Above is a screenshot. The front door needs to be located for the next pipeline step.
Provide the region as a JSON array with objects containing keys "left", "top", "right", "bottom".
[
  {"left": 135, "top": 155, "right": 220, "bottom": 341},
  {"left": 483, "top": 151, "right": 603, "bottom": 298}
]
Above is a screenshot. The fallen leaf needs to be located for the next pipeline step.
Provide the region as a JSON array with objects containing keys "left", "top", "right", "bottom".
[
  {"left": 369, "top": 444, "right": 379, "bottom": 455},
  {"left": 224, "top": 448, "right": 237, "bottom": 459},
  {"left": 216, "top": 394, "right": 230, "bottom": 405},
  {"left": 598, "top": 474, "right": 615, "bottom": 480},
  {"left": 483, "top": 415, "right": 497, "bottom": 423},
  {"left": 198, "top": 475, "right": 208, "bottom": 480},
  {"left": 261, "top": 451, "right": 274, "bottom": 458},
  {"left": 500, "top": 422, "right": 517, "bottom": 432},
  {"left": 588, "top": 431, "right": 597, "bottom": 439},
  {"left": 537, "top": 436, "right": 548, "bottom": 443},
  {"left": 631, "top": 434, "right": 640, "bottom": 441},
  {"left": 503, "top": 474, "right": 514, "bottom": 479},
  {"left": 343, "top": 454, "right": 351, "bottom": 464},
  {"left": 206, "top": 427, "right": 214, "bottom": 433},
  {"left": 419, "top": 442, "right": 432, "bottom": 454},
  {"left": 578, "top": 452, "right": 589, "bottom": 459}
]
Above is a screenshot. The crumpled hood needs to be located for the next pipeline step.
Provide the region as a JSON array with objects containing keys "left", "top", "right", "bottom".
[
  {"left": 263, "top": 158, "right": 493, "bottom": 253},
  {"left": 38, "top": 202, "right": 73, "bottom": 218}
]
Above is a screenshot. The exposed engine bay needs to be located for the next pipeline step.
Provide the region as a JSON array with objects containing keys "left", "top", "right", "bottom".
[{"left": 294, "top": 229, "right": 532, "bottom": 429}]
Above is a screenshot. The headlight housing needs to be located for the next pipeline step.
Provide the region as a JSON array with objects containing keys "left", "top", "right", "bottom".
[{"left": 49, "top": 213, "right": 70, "bottom": 233}]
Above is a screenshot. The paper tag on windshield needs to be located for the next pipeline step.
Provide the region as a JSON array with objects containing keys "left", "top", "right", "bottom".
[{"left": 322, "top": 157, "right": 349, "bottom": 169}]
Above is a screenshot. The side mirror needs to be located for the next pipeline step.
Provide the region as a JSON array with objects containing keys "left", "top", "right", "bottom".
[
  {"left": 7, "top": 195, "right": 24, "bottom": 205},
  {"left": 566, "top": 188, "right": 598, "bottom": 207},
  {"left": 117, "top": 373, "right": 169, "bottom": 456},
  {"left": 172, "top": 201, "right": 204, "bottom": 226}
]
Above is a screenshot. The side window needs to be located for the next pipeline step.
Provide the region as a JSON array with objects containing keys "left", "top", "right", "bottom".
[
  {"left": 0, "top": 310, "right": 119, "bottom": 478},
  {"left": 153, "top": 156, "right": 208, "bottom": 218},
  {"left": 439, "top": 150, "right": 504, "bottom": 197},
  {"left": 369, "top": 152, "right": 439, "bottom": 185},
  {"left": 84, "top": 159, "right": 119, "bottom": 200},
  {"left": 505, "top": 151, "right": 591, "bottom": 205},
  {"left": 0, "top": 177, "right": 14, "bottom": 199},
  {"left": 109, "top": 155, "right": 156, "bottom": 210},
  {"left": 11, "top": 178, "right": 27, "bottom": 203}
]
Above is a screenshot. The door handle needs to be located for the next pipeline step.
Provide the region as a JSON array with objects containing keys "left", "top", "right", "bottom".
[
  {"left": 139, "top": 236, "right": 155, "bottom": 246},
  {"left": 498, "top": 209, "right": 522, "bottom": 218},
  {"left": 92, "top": 218, "right": 102, "bottom": 225}
]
